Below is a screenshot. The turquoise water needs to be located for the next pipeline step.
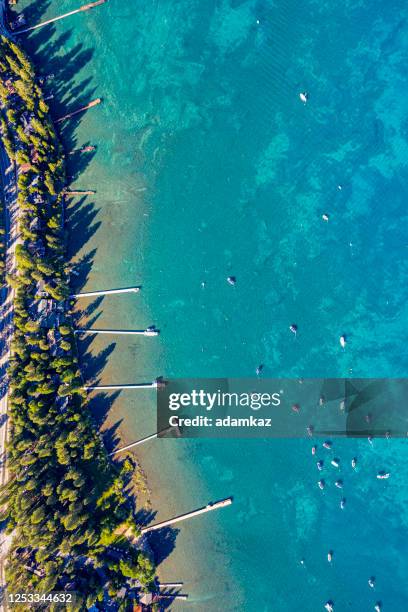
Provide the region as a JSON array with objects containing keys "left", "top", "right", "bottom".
[{"left": 16, "top": 0, "right": 408, "bottom": 609}]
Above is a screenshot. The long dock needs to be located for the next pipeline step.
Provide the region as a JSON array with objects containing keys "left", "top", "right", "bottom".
[
  {"left": 74, "top": 328, "right": 159, "bottom": 336},
  {"left": 64, "top": 190, "right": 96, "bottom": 197},
  {"left": 70, "top": 286, "right": 140, "bottom": 299},
  {"left": 141, "top": 497, "right": 233, "bottom": 533},
  {"left": 15, "top": 1, "right": 108, "bottom": 34},
  {"left": 84, "top": 382, "right": 159, "bottom": 391},
  {"left": 109, "top": 429, "right": 171, "bottom": 457},
  {"left": 69, "top": 145, "right": 96, "bottom": 155},
  {"left": 56, "top": 98, "right": 102, "bottom": 124},
  {"left": 109, "top": 433, "right": 158, "bottom": 456}
]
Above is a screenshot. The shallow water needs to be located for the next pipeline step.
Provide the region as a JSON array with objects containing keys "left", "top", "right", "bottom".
[{"left": 16, "top": 0, "right": 408, "bottom": 609}]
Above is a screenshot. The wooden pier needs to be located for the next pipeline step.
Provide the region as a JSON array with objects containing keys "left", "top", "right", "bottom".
[
  {"left": 74, "top": 328, "right": 159, "bottom": 336},
  {"left": 64, "top": 190, "right": 96, "bottom": 197},
  {"left": 15, "top": 1, "right": 108, "bottom": 35},
  {"left": 84, "top": 381, "right": 160, "bottom": 391},
  {"left": 70, "top": 286, "right": 140, "bottom": 299},
  {"left": 56, "top": 98, "right": 102, "bottom": 124},
  {"left": 141, "top": 497, "right": 233, "bottom": 533},
  {"left": 69, "top": 145, "right": 96, "bottom": 155},
  {"left": 109, "top": 429, "right": 171, "bottom": 456}
]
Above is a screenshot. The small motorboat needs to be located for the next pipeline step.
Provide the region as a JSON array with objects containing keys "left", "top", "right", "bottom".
[
  {"left": 322, "top": 213, "right": 329, "bottom": 222},
  {"left": 327, "top": 550, "right": 333, "bottom": 563},
  {"left": 368, "top": 577, "right": 375, "bottom": 588},
  {"left": 306, "top": 425, "right": 314, "bottom": 437},
  {"left": 292, "top": 403, "right": 300, "bottom": 413},
  {"left": 312, "top": 445, "right": 317, "bottom": 455},
  {"left": 339, "top": 335, "right": 347, "bottom": 348},
  {"left": 290, "top": 323, "right": 298, "bottom": 335},
  {"left": 377, "top": 472, "right": 390, "bottom": 480},
  {"left": 317, "top": 460, "right": 324, "bottom": 471},
  {"left": 299, "top": 91, "right": 308, "bottom": 104},
  {"left": 351, "top": 458, "right": 357, "bottom": 469},
  {"left": 318, "top": 479, "right": 325, "bottom": 490},
  {"left": 340, "top": 498, "right": 346, "bottom": 509},
  {"left": 227, "top": 276, "right": 236, "bottom": 286},
  {"left": 331, "top": 459, "right": 340, "bottom": 468},
  {"left": 324, "top": 601, "right": 334, "bottom": 612},
  {"left": 374, "top": 603, "right": 381, "bottom": 612},
  {"left": 323, "top": 441, "right": 332, "bottom": 450},
  {"left": 256, "top": 364, "right": 264, "bottom": 376},
  {"left": 335, "top": 480, "right": 343, "bottom": 489}
]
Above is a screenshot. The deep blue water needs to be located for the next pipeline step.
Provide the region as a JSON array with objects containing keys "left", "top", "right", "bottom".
[{"left": 16, "top": 0, "right": 408, "bottom": 609}]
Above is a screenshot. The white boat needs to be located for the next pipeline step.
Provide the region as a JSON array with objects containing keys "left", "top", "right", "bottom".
[
  {"left": 340, "top": 498, "right": 346, "bottom": 509},
  {"left": 299, "top": 91, "right": 308, "bottom": 103},
  {"left": 339, "top": 335, "right": 346, "bottom": 348},
  {"left": 331, "top": 459, "right": 340, "bottom": 468},
  {"left": 377, "top": 472, "right": 390, "bottom": 480},
  {"left": 351, "top": 458, "right": 357, "bottom": 469},
  {"left": 318, "top": 479, "right": 325, "bottom": 490}
]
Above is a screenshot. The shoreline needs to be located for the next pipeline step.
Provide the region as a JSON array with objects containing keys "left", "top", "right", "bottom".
[
  {"left": 6, "top": 2, "right": 241, "bottom": 609},
  {"left": 0, "top": 8, "right": 160, "bottom": 607}
]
